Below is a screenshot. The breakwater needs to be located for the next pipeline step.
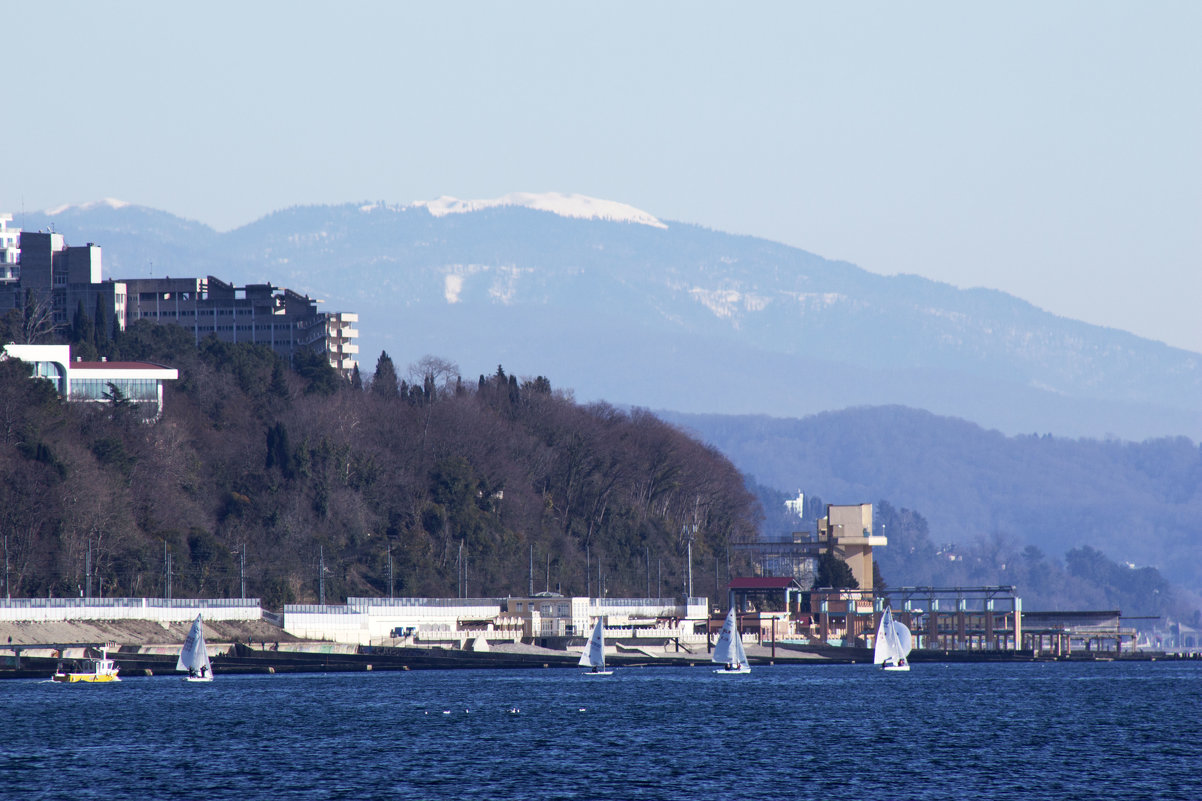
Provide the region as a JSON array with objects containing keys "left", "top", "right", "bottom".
[{"left": 3, "top": 639, "right": 1190, "bottom": 680}]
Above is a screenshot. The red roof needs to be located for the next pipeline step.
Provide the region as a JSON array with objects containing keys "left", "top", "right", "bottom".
[
  {"left": 728, "top": 577, "right": 803, "bottom": 590},
  {"left": 73, "top": 361, "right": 171, "bottom": 370}
]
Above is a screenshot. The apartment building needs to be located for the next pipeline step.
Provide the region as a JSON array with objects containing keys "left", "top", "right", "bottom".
[{"left": 0, "top": 224, "right": 358, "bottom": 377}]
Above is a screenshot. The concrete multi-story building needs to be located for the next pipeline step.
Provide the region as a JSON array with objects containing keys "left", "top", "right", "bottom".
[
  {"left": 0, "top": 224, "right": 358, "bottom": 377},
  {"left": 0, "top": 214, "right": 18, "bottom": 282},
  {"left": 0, "top": 230, "right": 125, "bottom": 333},
  {"left": 121, "top": 276, "right": 359, "bottom": 374}
]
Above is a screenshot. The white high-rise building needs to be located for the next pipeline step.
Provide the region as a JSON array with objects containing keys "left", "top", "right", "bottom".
[{"left": 0, "top": 214, "right": 18, "bottom": 282}]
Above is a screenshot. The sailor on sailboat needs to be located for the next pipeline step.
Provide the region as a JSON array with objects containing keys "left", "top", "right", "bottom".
[
  {"left": 177, "top": 613, "right": 214, "bottom": 682},
  {"left": 578, "top": 618, "right": 613, "bottom": 675},
  {"left": 712, "top": 607, "right": 751, "bottom": 674},
  {"left": 873, "top": 606, "right": 912, "bottom": 672}
]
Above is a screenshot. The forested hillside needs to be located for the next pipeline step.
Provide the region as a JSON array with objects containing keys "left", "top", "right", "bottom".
[{"left": 0, "top": 323, "right": 759, "bottom": 608}]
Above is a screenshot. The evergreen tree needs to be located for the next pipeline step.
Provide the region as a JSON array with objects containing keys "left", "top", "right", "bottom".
[
  {"left": 71, "top": 300, "right": 92, "bottom": 345},
  {"left": 93, "top": 294, "right": 110, "bottom": 353},
  {"left": 815, "top": 551, "right": 859, "bottom": 589},
  {"left": 265, "top": 421, "right": 293, "bottom": 477},
  {"left": 293, "top": 349, "right": 342, "bottom": 396},
  {"left": 268, "top": 361, "right": 291, "bottom": 401},
  {"left": 351, "top": 364, "right": 363, "bottom": 391},
  {"left": 372, "top": 351, "right": 399, "bottom": 399}
]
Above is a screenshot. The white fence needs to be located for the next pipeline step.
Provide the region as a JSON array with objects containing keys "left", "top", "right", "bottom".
[{"left": 0, "top": 598, "right": 263, "bottom": 623}]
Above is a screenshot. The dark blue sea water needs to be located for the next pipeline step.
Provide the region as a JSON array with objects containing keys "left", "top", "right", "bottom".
[{"left": 1, "top": 661, "right": 1199, "bottom": 800}]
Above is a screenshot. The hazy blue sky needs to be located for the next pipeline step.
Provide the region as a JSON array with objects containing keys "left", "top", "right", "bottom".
[{"left": 6, "top": 2, "right": 1200, "bottom": 353}]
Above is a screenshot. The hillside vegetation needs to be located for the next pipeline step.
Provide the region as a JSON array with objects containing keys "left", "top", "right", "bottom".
[{"left": 0, "top": 322, "right": 758, "bottom": 608}]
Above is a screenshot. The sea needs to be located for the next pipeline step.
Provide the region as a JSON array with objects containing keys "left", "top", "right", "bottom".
[{"left": 1, "top": 660, "right": 1199, "bottom": 800}]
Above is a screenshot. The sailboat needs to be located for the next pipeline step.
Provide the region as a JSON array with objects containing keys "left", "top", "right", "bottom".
[
  {"left": 873, "top": 607, "right": 912, "bottom": 672},
  {"left": 177, "top": 614, "right": 214, "bottom": 682},
  {"left": 578, "top": 618, "right": 613, "bottom": 676},
  {"left": 712, "top": 607, "right": 751, "bottom": 674}
]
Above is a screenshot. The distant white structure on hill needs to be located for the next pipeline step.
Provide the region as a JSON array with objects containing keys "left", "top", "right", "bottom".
[{"left": 3, "top": 343, "right": 178, "bottom": 420}]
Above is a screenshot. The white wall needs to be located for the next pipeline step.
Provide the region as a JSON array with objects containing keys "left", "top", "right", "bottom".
[{"left": 0, "top": 598, "right": 262, "bottom": 623}]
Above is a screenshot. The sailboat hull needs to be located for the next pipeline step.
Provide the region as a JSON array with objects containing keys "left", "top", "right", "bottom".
[{"left": 713, "top": 666, "right": 751, "bottom": 674}]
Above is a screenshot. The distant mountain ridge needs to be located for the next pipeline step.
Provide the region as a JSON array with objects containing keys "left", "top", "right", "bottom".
[
  {"left": 14, "top": 196, "right": 1201, "bottom": 441},
  {"left": 660, "top": 405, "right": 1202, "bottom": 591}
]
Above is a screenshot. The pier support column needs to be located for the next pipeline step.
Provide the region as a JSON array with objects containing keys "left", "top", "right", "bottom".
[
  {"left": 984, "top": 599, "right": 995, "bottom": 650},
  {"left": 1013, "top": 597, "right": 1022, "bottom": 653},
  {"left": 956, "top": 597, "right": 967, "bottom": 650},
  {"left": 928, "top": 599, "right": 939, "bottom": 651}
]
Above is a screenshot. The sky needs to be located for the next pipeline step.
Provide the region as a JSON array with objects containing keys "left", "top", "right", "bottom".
[{"left": 5, "top": 2, "right": 1201, "bottom": 353}]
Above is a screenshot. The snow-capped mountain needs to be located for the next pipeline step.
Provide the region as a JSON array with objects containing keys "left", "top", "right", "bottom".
[
  {"left": 408, "top": 192, "right": 667, "bottom": 229},
  {"left": 14, "top": 197, "right": 1202, "bottom": 441}
]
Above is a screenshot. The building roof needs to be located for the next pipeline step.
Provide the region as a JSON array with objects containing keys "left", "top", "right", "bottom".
[
  {"left": 729, "top": 577, "right": 804, "bottom": 590},
  {"left": 71, "top": 360, "right": 179, "bottom": 380},
  {"left": 74, "top": 361, "right": 174, "bottom": 371}
]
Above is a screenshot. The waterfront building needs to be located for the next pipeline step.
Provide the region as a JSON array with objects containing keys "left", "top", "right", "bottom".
[
  {"left": 733, "top": 502, "right": 886, "bottom": 591},
  {"left": 2, "top": 342, "right": 178, "bottom": 420},
  {"left": 818, "top": 503, "right": 886, "bottom": 590},
  {"left": 282, "top": 595, "right": 709, "bottom": 647}
]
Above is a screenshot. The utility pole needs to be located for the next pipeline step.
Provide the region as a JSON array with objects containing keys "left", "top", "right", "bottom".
[
  {"left": 240, "top": 544, "right": 246, "bottom": 600},
  {"left": 457, "top": 541, "right": 464, "bottom": 599},
  {"left": 528, "top": 544, "right": 534, "bottom": 597},
  {"left": 164, "top": 541, "right": 172, "bottom": 601},
  {"left": 319, "top": 545, "right": 326, "bottom": 606},
  {"left": 683, "top": 524, "right": 694, "bottom": 600},
  {"left": 388, "top": 543, "right": 394, "bottom": 599},
  {"left": 85, "top": 540, "right": 92, "bottom": 597}
]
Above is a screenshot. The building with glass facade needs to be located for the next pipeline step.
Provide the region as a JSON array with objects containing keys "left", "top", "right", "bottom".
[{"left": 2, "top": 343, "right": 178, "bottom": 420}]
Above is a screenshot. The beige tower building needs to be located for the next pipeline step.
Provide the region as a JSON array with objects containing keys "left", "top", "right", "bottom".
[{"left": 818, "top": 503, "right": 887, "bottom": 590}]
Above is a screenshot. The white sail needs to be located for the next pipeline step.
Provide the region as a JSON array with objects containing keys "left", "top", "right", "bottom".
[
  {"left": 874, "top": 608, "right": 911, "bottom": 669},
  {"left": 578, "top": 619, "right": 606, "bottom": 670},
  {"left": 176, "top": 614, "right": 213, "bottom": 679},
  {"left": 894, "top": 620, "right": 913, "bottom": 658},
  {"left": 712, "top": 608, "right": 749, "bottom": 672},
  {"left": 712, "top": 608, "right": 738, "bottom": 666},
  {"left": 873, "top": 608, "right": 895, "bottom": 665}
]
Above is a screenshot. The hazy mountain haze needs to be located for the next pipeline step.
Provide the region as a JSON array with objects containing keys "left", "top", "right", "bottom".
[{"left": 21, "top": 198, "right": 1201, "bottom": 443}]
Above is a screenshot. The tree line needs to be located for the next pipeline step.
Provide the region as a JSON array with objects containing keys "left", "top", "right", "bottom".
[{"left": 0, "top": 321, "right": 760, "bottom": 608}]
